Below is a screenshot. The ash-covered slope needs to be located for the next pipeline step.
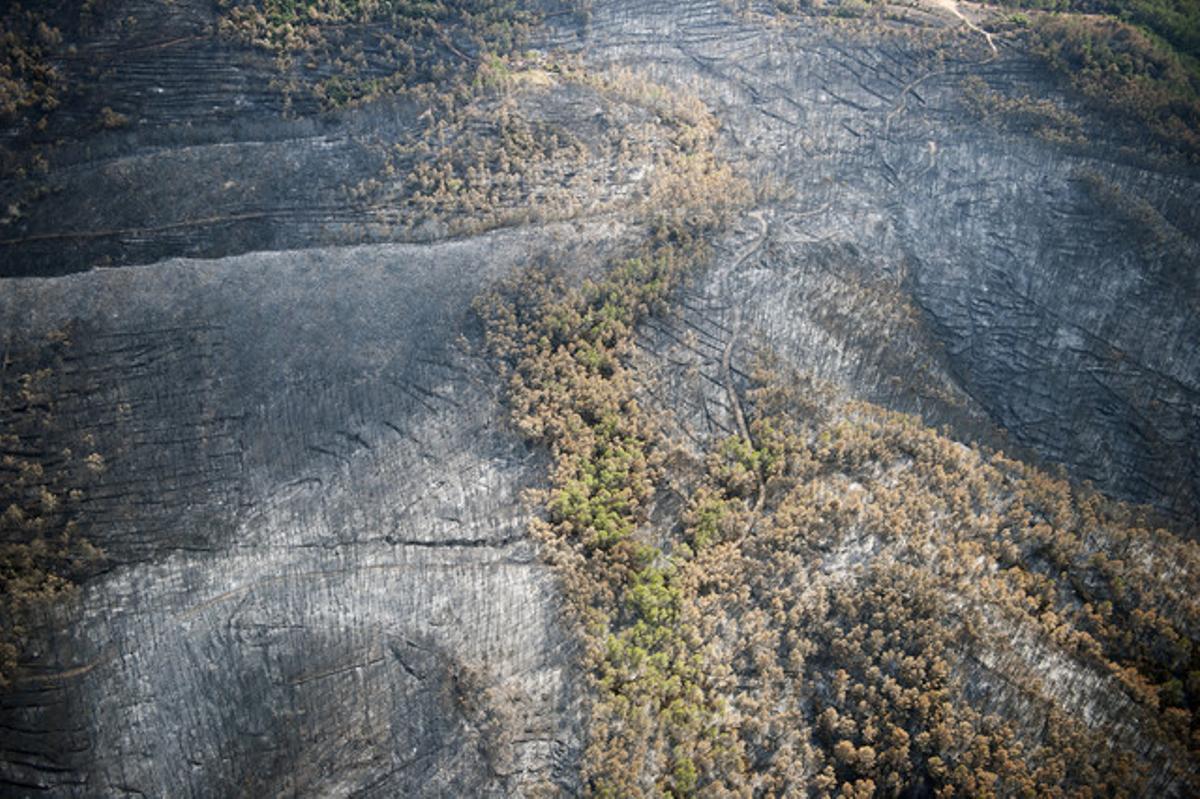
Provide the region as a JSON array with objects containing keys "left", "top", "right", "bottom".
[
  {"left": 1, "top": 0, "right": 1198, "bottom": 796},
  {"left": 5, "top": 0, "right": 1196, "bottom": 519},
  {"left": 0, "top": 229, "right": 604, "bottom": 795},
  {"left": 563, "top": 0, "right": 1200, "bottom": 521}
]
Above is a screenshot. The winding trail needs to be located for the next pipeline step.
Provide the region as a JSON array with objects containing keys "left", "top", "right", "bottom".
[{"left": 927, "top": 0, "right": 998, "bottom": 54}]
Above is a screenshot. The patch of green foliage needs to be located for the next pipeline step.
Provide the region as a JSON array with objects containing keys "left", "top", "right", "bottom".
[
  {"left": 474, "top": 65, "right": 752, "bottom": 794},
  {"left": 477, "top": 240, "right": 735, "bottom": 795},
  {"left": 476, "top": 69, "right": 1200, "bottom": 791},
  {"left": 1030, "top": 12, "right": 1199, "bottom": 156},
  {"left": 979, "top": 1, "right": 1200, "bottom": 159},
  {"left": 979, "top": 0, "right": 1200, "bottom": 61}
]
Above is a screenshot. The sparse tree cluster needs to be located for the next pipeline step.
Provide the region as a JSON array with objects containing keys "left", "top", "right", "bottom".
[
  {"left": 478, "top": 93, "right": 1198, "bottom": 791},
  {"left": 218, "top": 0, "right": 542, "bottom": 110},
  {"left": 474, "top": 69, "right": 753, "bottom": 795},
  {"left": 0, "top": 5, "right": 62, "bottom": 121},
  {"left": 1, "top": 327, "right": 105, "bottom": 689}
]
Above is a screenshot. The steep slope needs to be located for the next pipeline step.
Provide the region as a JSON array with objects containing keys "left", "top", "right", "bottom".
[
  {"left": 0, "top": 231, "right": 598, "bottom": 795},
  {"left": 1, "top": 0, "right": 1198, "bottom": 796}
]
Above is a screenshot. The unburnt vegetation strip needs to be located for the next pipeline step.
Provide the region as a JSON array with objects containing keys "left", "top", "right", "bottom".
[{"left": 475, "top": 59, "right": 1200, "bottom": 799}]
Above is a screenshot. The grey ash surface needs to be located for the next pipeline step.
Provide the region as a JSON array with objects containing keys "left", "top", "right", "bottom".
[{"left": 1, "top": 0, "right": 1199, "bottom": 795}]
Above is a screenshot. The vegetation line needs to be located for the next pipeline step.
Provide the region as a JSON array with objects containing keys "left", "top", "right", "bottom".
[{"left": 474, "top": 53, "right": 1199, "bottom": 799}]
